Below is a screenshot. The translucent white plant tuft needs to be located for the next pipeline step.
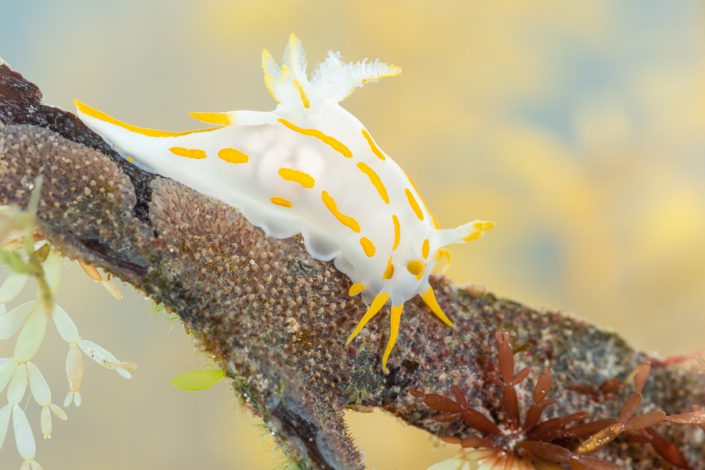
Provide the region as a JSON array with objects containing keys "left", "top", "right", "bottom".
[{"left": 0, "top": 178, "right": 135, "bottom": 469}]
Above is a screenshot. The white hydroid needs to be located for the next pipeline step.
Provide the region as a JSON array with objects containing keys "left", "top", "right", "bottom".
[{"left": 0, "top": 179, "right": 135, "bottom": 468}]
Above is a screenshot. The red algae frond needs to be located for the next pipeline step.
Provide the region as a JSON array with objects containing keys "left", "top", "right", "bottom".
[{"left": 415, "top": 332, "right": 705, "bottom": 470}]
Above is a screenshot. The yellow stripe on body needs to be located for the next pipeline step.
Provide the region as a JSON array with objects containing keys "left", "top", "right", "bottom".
[
  {"left": 407, "top": 176, "right": 440, "bottom": 229},
  {"left": 361, "top": 129, "right": 386, "bottom": 161},
  {"left": 321, "top": 191, "right": 360, "bottom": 232},
  {"left": 422, "top": 239, "right": 430, "bottom": 259},
  {"left": 357, "top": 162, "right": 389, "bottom": 204},
  {"left": 170, "top": 147, "right": 207, "bottom": 159},
  {"left": 359, "top": 237, "right": 376, "bottom": 257},
  {"left": 218, "top": 148, "right": 249, "bottom": 164},
  {"left": 392, "top": 215, "right": 401, "bottom": 250},
  {"left": 279, "top": 118, "right": 352, "bottom": 158},
  {"left": 270, "top": 197, "right": 293, "bottom": 208},
  {"left": 293, "top": 80, "right": 310, "bottom": 108},
  {"left": 189, "top": 112, "right": 232, "bottom": 125},
  {"left": 279, "top": 168, "right": 315, "bottom": 188},
  {"left": 74, "top": 100, "right": 222, "bottom": 138},
  {"left": 405, "top": 189, "right": 425, "bottom": 221},
  {"left": 383, "top": 257, "right": 395, "bottom": 279}
]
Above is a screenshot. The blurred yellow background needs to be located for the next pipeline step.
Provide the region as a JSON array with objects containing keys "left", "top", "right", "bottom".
[{"left": 2, "top": 1, "right": 705, "bottom": 468}]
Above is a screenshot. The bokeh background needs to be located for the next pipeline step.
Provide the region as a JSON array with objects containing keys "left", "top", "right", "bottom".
[{"left": 2, "top": 1, "right": 705, "bottom": 468}]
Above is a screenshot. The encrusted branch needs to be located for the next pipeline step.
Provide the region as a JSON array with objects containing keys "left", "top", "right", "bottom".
[{"left": 1, "top": 63, "right": 703, "bottom": 469}]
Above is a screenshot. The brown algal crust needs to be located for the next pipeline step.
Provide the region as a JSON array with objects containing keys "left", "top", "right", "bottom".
[
  {"left": 0, "top": 64, "right": 703, "bottom": 470},
  {"left": 0, "top": 62, "right": 154, "bottom": 222}
]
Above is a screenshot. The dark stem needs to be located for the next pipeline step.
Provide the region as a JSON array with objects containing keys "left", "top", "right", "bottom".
[{"left": 1, "top": 63, "right": 703, "bottom": 469}]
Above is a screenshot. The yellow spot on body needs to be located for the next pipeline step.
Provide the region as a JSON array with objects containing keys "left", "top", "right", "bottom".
[
  {"left": 383, "top": 257, "right": 394, "bottom": 280},
  {"left": 321, "top": 191, "right": 360, "bottom": 232},
  {"left": 270, "top": 197, "right": 292, "bottom": 208},
  {"left": 189, "top": 112, "right": 232, "bottom": 125},
  {"left": 382, "top": 304, "right": 404, "bottom": 373},
  {"left": 279, "top": 168, "right": 315, "bottom": 188},
  {"left": 348, "top": 283, "right": 366, "bottom": 297},
  {"left": 279, "top": 118, "right": 352, "bottom": 157},
  {"left": 126, "top": 156, "right": 134, "bottom": 163},
  {"left": 361, "top": 129, "right": 386, "bottom": 161},
  {"left": 405, "top": 189, "right": 425, "bottom": 221},
  {"left": 218, "top": 148, "right": 249, "bottom": 164},
  {"left": 421, "top": 287, "right": 455, "bottom": 328},
  {"left": 392, "top": 215, "right": 400, "bottom": 250},
  {"left": 170, "top": 147, "right": 207, "bottom": 159},
  {"left": 422, "top": 239, "right": 430, "bottom": 259},
  {"left": 356, "top": 162, "right": 389, "bottom": 204},
  {"left": 406, "top": 259, "right": 425, "bottom": 280},
  {"left": 360, "top": 237, "right": 376, "bottom": 257},
  {"left": 464, "top": 220, "right": 496, "bottom": 242},
  {"left": 293, "top": 80, "right": 310, "bottom": 108},
  {"left": 346, "top": 292, "right": 389, "bottom": 345},
  {"left": 74, "top": 100, "right": 222, "bottom": 138}
]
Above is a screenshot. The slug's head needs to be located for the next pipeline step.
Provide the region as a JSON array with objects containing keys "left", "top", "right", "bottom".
[{"left": 261, "top": 34, "right": 401, "bottom": 115}]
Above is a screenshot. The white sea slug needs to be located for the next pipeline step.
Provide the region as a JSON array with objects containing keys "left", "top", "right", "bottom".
[{"left": 74, "top": 34, "right": 494, "bottom": 372}]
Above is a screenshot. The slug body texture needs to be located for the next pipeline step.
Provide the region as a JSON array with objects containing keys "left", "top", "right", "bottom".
[{"left": 75, "top": 35, "right": 493, "bottom": 371}]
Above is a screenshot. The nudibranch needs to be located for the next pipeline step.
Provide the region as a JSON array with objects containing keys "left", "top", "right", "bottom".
[{"left": 74, "top": 34, "right": 494, "bottom": 372}]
